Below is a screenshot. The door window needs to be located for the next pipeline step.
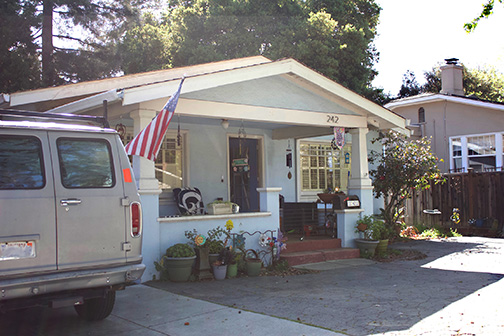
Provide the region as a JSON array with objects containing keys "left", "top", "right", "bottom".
[
  {"left": 0, "top": 135, "right": 45, "bottom": 189},
  {"left": 57, "top": 138, "right": 115, "bottom": 188}
]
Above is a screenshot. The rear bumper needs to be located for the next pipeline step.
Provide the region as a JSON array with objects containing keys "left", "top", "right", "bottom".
[{"left": 0, "top": 263, "right": 145, "bottom": 301}]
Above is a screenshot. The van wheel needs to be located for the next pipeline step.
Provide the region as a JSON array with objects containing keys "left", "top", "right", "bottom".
[{"left": 74, "top": 291, "right": 115, "bottom": 321}]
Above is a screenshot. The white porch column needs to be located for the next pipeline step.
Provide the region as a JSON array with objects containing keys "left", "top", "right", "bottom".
[
  {"left": 130, "top": 109, "right": 162, "bottom": 282},
  {"left": 130, "top": 109, "right": 160, "bottom": 192},
  {"left": 257, "top": 187, "right": 282, "bottom": 225},
  {"left": 348, "top": 127, "right": 374, "bottom": 216}
]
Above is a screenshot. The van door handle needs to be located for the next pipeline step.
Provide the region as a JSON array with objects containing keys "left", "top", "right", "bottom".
[{"left": 60, "top": 199, "right": 82, "bottom": 206}]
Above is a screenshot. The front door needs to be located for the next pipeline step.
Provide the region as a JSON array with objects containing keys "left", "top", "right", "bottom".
[
  {"left": 229, "top": 137, "right": 260, "bottom": 212},
  {"left": 48, "top": 132, "right": 127, "bottom": 270}
]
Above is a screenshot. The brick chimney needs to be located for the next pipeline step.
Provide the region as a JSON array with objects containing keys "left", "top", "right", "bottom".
[{"left": 440, "top": 58, "right": 464, "bottom": 96}]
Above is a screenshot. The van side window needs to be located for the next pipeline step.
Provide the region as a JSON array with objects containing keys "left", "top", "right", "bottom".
[
  {"left": 0, "top": 136, "right": 45, "bottom": 189},
  {"left": 57, "top": 138, "right": 115, "bottom": 188}
]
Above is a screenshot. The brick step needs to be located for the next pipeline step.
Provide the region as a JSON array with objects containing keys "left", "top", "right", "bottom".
[
  {"left": 280, "top": 248, "right": 360, "bottom": 267},
  {"left": 285, "top": 238, "right": 342, "bottom": 253}
]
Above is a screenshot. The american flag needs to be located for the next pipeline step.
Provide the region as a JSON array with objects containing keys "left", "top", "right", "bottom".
[{"left": 125, "top": 78, "right": 185, "bottom": 161}]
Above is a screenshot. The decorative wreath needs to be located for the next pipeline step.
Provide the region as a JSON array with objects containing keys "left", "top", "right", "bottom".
[
  {"left": 195, "top": 235, "right": 206, "bottom": 247},
  {"left": 258, "top": 233, "right": 271, "bottom": 247}
]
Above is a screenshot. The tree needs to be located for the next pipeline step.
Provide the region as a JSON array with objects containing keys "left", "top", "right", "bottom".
[
  {"left": 0, "top": 0, "right": 41, "bottom": 92},
  {"left": 117, "top": 0, "right": 382, "bottom": 98},
  {"left": 464, "top": 0, "right": 503, "bottom": 32},
  {"left": 397, "top": 70, "right": 422, "bottom": 98},
  {"left": 368, "top": 131, "right": 443, "bottom": 234},
  {"left": 1, "top": 0, "right": 146, "bottom": 92},
  {"left": 118, "top": 13, "right": 172, "bottom": 74},
  {"left": 463, "top": 66, "right": 504, "bottom": 102},
  {"left": 422, "top": 65, "right": 504, "bottom": 102}
]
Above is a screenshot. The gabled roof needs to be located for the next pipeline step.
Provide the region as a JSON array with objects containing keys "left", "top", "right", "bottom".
[{"left": 6, "top": 56, "right": 406, "bottom": 131}]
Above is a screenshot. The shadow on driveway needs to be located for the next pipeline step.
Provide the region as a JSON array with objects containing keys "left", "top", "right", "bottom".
[{"left": 148, "top": 237, "right": 504, "bottom": 335}]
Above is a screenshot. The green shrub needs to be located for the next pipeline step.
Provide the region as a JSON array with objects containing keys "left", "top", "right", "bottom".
[{"left": 165, "top": 243, "right": 195, "bottom": 258}]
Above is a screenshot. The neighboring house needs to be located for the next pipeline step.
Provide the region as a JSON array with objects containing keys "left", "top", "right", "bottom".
[
  {"left": 1, "top": 56, "right": 406, "bottom": 280},
  {"left": 386, "top": 59, "right": 504, "bottom": 173}
]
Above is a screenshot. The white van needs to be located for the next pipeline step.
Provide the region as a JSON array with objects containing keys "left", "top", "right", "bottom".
[{"left": 0, "top": 109, "right": 145, "bottom": 321}]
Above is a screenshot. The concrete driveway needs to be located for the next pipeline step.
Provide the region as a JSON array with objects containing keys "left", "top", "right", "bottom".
[
  {"left": 1, "top": 237, "right": 503, "bottom": 335},
  {"left": 149, "top": 237, "right": 504, "bottom": 335}
]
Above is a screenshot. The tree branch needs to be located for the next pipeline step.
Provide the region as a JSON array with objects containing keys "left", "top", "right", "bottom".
[{"left": 54, "top": 34, "right": 87, "bottom": 44}]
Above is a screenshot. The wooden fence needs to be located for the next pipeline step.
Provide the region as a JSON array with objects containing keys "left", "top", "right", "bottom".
[{"left": 405, "top": 170, "right": 504, "bottom": 235}]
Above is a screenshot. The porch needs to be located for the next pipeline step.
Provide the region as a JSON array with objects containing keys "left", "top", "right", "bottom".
[{"left": 5, "top": 57, "right": 407, "bottom": 282}]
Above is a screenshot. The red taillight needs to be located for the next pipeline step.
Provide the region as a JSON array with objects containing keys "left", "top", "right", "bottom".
[{"left": 130, "top": 202, "right": 142, "bottom": 237}]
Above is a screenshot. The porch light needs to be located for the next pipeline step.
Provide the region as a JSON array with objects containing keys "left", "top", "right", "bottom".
[{"left": 221, "top": 119, "right": 229, "bottom": 129}]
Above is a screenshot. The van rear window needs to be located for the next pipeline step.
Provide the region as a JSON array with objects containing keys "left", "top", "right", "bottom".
[
  {"left": 57, "top": 138, "right": 115, "bottom": 188},
  {"left": 0, "top": 136, "right": 45, "bottom": 189}
]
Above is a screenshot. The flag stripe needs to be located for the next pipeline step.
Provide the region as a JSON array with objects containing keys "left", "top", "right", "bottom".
[{"left": 125, "top": 79, "right": 184, "bottom": 161}]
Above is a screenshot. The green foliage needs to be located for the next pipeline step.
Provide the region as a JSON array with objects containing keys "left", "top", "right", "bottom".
[
  {"left": 409, "top": 223, "right": 463, "bottom": 239},
  {"left": 115, "top": 0, "right": 382, "bottom": 98},
  {"left": 410, "top": 64, "right": 504, "bottom": 102},
  {"left": 1, "top": 0, "right": 147, "bottom": 91},
  {"left": 185, "top": 226, "right": 227, "bottom": 253},
  {"left": 0, "top": 0, "right": 41, "bottom": 92},
  {"left": 464, "top": 66, "right": 504, "bottom": 102},
  {"left": 119, "top": 12, "right": 172, "bottom": 74},
  {"left": 418, "top": 227, "right": 444, "bottom": 239},
  {"left": 356, "top": 214, "right": 391, "bottom": 240},
  {"left": 165, "top": 243, "right": 195, "bottom": 258},
  {"left": 464, "top": 0, "right": 503, "bottom": 32},
  {"left": 369, "top": 218, "right": 391, "bottom": 240},
  {"left": 369, "top": 131, "right": 444, "bottom": 234}
]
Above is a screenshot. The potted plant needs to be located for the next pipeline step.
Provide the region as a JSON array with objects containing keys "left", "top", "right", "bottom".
[
  {"left": 207, "top": 200, "right": 236, "bottom": 215},
  {"left": 244, "top": 249, "right": 262, "bottom": 277},
  {"left": 355, "top": 215, "right": 380, "bottom": 258},
  {"left": 212, "top": 246, "right": 235, "bottom": 280},
  {"left": 226, "top": 250, "right": 240, "bottom": 278},
  {"left": 369, "top": 217, "right": 391, "bottom": 254},
  {"left": 155, "top": 243, "right": 196, "bottom": 282}
]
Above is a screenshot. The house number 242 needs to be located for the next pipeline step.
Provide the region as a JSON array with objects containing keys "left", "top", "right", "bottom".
[{"left": 327, "top": 115, "right": 339, "bottom": 124}]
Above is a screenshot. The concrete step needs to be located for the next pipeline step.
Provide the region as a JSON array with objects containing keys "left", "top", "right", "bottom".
[
  {"left": 280, "top": 248, "right": 360, "bottom": 267},
  {"left": 285, "top": 238, "right": 342, "bottom": 253}
]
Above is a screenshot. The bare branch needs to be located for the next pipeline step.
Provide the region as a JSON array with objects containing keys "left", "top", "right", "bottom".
[{"left": 54, "top": 34, "right": 87, "bottom": 44}]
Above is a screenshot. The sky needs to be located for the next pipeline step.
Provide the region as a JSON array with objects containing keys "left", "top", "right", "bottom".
[{"left": 372, "top": 0, "right": 504, "bottom": 96}]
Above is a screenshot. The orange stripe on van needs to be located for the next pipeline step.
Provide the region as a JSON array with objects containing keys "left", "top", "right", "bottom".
[{"left": 123, "top": 168, "right": 133, "bottom": 183}]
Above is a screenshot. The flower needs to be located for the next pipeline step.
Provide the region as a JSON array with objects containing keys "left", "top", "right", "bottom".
[{"left": 225, "top": 219, "right": 234, "bottom": 231}]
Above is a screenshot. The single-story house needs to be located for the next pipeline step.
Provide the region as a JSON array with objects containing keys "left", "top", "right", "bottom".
[
  {"left": 2, "top": 56, "right": 407, "bottom": 280},
  {"left": 386, "top": 59, "right": 504, "bottom": 173}
]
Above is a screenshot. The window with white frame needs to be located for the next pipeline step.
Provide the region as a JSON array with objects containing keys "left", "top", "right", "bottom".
[
  {"left": 120, "top": 127, "right": 187, "bottom": 190},
  {"left": 449, "top": 132, "right": 503, "bottom": 172},
  {"left": 299, "top": 141, "right": 351, "bottom": 192},
  {"left": 451, "top": 137, "right": 463, "bottom": 172},
  {"left": 155, "top": 134, "right": 185, "bottom": 190},
  {"left": 467, "top": 134, "right": 496, "bottom": 171}
]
